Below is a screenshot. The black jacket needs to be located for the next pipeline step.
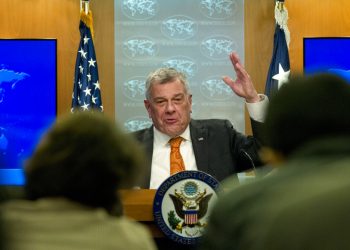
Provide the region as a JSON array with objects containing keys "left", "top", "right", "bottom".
[{"left": 132, "top": 118, "right": 264, "bottom": 188}]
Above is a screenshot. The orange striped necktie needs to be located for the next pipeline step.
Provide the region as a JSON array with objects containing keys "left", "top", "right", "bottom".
[{"left": 169, "top": 136, "right": 185, "bottom": 175}]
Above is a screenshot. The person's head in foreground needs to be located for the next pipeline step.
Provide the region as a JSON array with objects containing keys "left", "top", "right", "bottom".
[
  {"left": 262, "top": 73, "right": 350, "bottom": 165},
  {"left": 25, "top": 111, "right": 145, "bottom": 215}
]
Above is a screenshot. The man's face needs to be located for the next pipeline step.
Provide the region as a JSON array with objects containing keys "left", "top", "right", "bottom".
[{"left": 144, "top": 79, "right": 192, "bottom": 137}]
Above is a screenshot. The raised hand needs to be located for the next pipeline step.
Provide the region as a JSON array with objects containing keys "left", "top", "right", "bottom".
[{"left": 222, "top": 52, "right": 260, "bottom": 103}]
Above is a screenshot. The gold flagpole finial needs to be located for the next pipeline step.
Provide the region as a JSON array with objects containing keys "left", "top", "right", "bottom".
[
  {"left": 80, "top": 0, "right": 89, "bottom": 15},
  {"left": 277, "top": 1, "right": 284, "bottom": 12}
]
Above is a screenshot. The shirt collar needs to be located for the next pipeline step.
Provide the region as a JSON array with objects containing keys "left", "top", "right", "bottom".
[{"left": 153, "top": 125, "right": 191, "bottom": 146}]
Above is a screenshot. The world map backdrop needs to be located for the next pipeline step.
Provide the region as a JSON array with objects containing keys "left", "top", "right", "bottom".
[{"left": 114, "top": 0, "right": 245, "bottom": 133}]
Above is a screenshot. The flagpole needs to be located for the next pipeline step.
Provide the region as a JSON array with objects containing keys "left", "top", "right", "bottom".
[
  {"left": 80, "top": 0, "right": 89, "bottom": 15},
  {"left": 276, "top": 0, "right": 284, "bottom": 12}
]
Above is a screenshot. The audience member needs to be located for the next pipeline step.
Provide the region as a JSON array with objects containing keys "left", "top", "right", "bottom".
[
  {"left": 1, "top": 112, "right": 157, "bottom": 250},
  {"left": 199, "top": 73, "right": 350, "bottom": 250},
  {"left": 132, "top": 52, "right": 268, "bottom": 189}
]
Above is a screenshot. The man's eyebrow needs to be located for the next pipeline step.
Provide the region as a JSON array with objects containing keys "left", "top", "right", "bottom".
[
  {"left": 153, "top": 93, "right": 184, "bottom": 100},
  {"left": 153, "top": 96, "right": 167, "bottom": 101},
  {"left": 173, "top": 93, "right": 185, "bottom": 98}
]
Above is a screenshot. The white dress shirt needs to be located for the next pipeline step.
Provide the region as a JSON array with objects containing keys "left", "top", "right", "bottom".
[
  {"left": 150, "top": 126, "right": 197, "bottom": 189},
  {"left": 149, "top": 94, "right": 268, "bottom": 189}
]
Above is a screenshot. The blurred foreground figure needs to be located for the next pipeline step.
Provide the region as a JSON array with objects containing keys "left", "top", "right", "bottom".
[
  {"left": 1, "top": 112, "right": 156, "bottom": 250},
  {"left": 199, "top": 74, "right": 350, "bottom": 250}
]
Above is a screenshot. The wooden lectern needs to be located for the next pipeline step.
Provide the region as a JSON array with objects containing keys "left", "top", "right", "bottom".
[
  {"left": 119, "top": 189, "right": 202, "bottom": 249},
  {"left": 119, "top": 189, "right": 164, "bottom": 238}
]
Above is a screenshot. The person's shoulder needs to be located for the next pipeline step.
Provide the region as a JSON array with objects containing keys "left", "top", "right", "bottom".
[
  {"left": 117, "top": 216, "right": 152, "bottom": 231},
  {"left": 191, "top": 118, "right": 232, "bottom": 128},
  {"left": 130, "top": 126, "right": 153, "bottom": 141},
  {"left": 0, "top": 186, "right": 25, "bottom": 203},
  {"left": 108, "top": 216, "right": 157, "bottom": 249},
  {"left": 214, "top": 169, "right": 285, "bottom": 214},
  {"left": 217, "top": 177, "right": 267, "bottom": 208}
]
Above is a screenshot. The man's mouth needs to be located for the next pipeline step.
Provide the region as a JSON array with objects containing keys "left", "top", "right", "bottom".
[{"left": 165, "top": 118, "right": 177, "bottom": 124}]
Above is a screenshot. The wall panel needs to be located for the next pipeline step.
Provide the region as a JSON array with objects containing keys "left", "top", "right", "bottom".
[
  {"left": 0, "top": 0, "right": 115, "bottom": 118},
  {"left": 287, "top": 0, "right": 350, "bottom": 73}
]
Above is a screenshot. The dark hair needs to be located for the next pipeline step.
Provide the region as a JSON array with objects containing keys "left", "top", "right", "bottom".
[
  {"left": 263, "top": 73, "right": 350, "bottom": 156},
  {"left": 25, "top": 112, "right": 145, "bottom": 214}
]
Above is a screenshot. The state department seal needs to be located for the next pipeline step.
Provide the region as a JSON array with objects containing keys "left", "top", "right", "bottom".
[{"left": 153, "top": 170, "right": 220, "bottom": 245}]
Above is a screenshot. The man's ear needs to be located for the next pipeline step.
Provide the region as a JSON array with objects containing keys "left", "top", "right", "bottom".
[
  {"left": 259, "top": 147, "right": 286, "bottom": 167},
  {"left": 144, "top": 100, "right": 151, "bottom": 118},
  {"left": 189, "top": 94, "right": 192, "bottom": 103}
]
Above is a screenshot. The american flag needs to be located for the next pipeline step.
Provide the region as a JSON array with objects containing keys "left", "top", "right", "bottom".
[
  {"left": 71, "top": 10, "right": 103, "bottom": 112},
  {"left": 264, "top": 0, "right": 290, "bottom": 97}
]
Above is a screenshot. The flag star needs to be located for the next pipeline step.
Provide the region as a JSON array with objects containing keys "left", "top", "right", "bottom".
[
  {"left": 88, "top": 58, "right": 96, "bottom": 67},
  {"left": 83, "top": 87, "right": 92, "bottom": 96},
  {"left": 93, "top": 81, "right": 100, "bottom": 90},
  {"left": 92, "top": 95, "right": 97, "bottom": 104},
  {"left": 78, "top": 80, "right": 82, "bottom": 89},
  {"left": 272, "top": 63, "right": 290, "bottom": 89},
  {"left": 87, "top": 73, "right": 91, "bottom": 82},
  {"left": 81, "top": 102, "right": 90, "bottom": 111},
  {"left": 79, "top": 65, "right": 84, "bottom": 74},
  {"left": 83, "top": 35, "right": 90, "bottom": 45},
  {"left": 78, "top": 48, "right": 87, "bottom": 59}
]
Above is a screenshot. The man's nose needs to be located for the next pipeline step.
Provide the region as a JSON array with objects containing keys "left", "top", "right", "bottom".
[{"left": 165, "top": 101, "right": 175, "bottom": 112}]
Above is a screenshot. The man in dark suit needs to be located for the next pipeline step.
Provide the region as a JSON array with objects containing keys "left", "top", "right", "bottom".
[{"left": 132, "top": 52, "right": 268, "bottom": 189}]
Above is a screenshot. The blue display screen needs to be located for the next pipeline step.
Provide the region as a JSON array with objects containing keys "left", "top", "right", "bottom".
[
  {"left": 0, "top": 39, "right": 57, "bottom": 185},
  {"left": 304, "top": 37, "right": 350, "bottom": 82}
]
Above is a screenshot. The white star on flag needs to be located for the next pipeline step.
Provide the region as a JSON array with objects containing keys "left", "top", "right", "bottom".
[
  {"left": 92, "top": 95, "right": 97, "bottom": 104},
  {"left": 88, "top": 58, "right": 96, "bottom": 67},
  {"left": 93, "top": 81, "right": 100, "bottom": 90},
  {"left": 272, "top": 63, "right": 290, "bottom": 89},
  {"left": 83, "top": 35, "right": 90, "bottom": 45},
  {"left": 81, "top": 102, "right": 89, "bottom": 111},
  {"left": 78, "top": 48, "right": 87, "bottom": 59},
  {"left": 83, "top": 87, "right": 92, "bottom": 96}
]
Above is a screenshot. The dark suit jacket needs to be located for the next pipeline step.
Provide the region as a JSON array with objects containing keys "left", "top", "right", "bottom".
[{"left": 132, "top": 119, "right": 263, "bottom": 188}]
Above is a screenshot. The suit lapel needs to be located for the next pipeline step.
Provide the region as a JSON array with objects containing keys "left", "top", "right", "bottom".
[
  {"left": 139, "top": 126, "right": 154, "bottom": 189},
  {"left": 190, "top": 120, "right": 209, "bottom": 173}
]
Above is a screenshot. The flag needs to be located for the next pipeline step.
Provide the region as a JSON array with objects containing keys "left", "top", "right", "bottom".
[
  {"left": 264, "top": 1, "right": 290, "bottom": 97},
  {"left": 71, "top": 8, "right": 103, "bottom": 112}
]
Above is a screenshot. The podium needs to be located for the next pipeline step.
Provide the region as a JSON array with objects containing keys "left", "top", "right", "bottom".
[{"left": 119, "top": 189, "right": 164, "bottom": 238}]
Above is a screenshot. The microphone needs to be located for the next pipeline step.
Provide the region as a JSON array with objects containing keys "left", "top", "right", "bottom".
[{"left": 240, "top": 149, "right": 256, "bottom": 172}]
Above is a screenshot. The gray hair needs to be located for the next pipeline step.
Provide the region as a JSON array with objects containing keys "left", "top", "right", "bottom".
[{"left": 145, "top": 68, "right": 191, "bottom": 100}]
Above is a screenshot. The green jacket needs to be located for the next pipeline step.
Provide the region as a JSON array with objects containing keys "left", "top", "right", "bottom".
[{"left": 199, "top": 137, "right": 350, "bottom": 250}]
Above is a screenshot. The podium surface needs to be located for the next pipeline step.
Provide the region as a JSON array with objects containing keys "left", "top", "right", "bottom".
[{"left": 119, "top": 189, "right": 164, "bottom": 238}]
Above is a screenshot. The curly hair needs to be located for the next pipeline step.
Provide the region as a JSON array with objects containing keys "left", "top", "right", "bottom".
[{"left": 25, "top": 112, "right": 146, "bottom": 215}]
